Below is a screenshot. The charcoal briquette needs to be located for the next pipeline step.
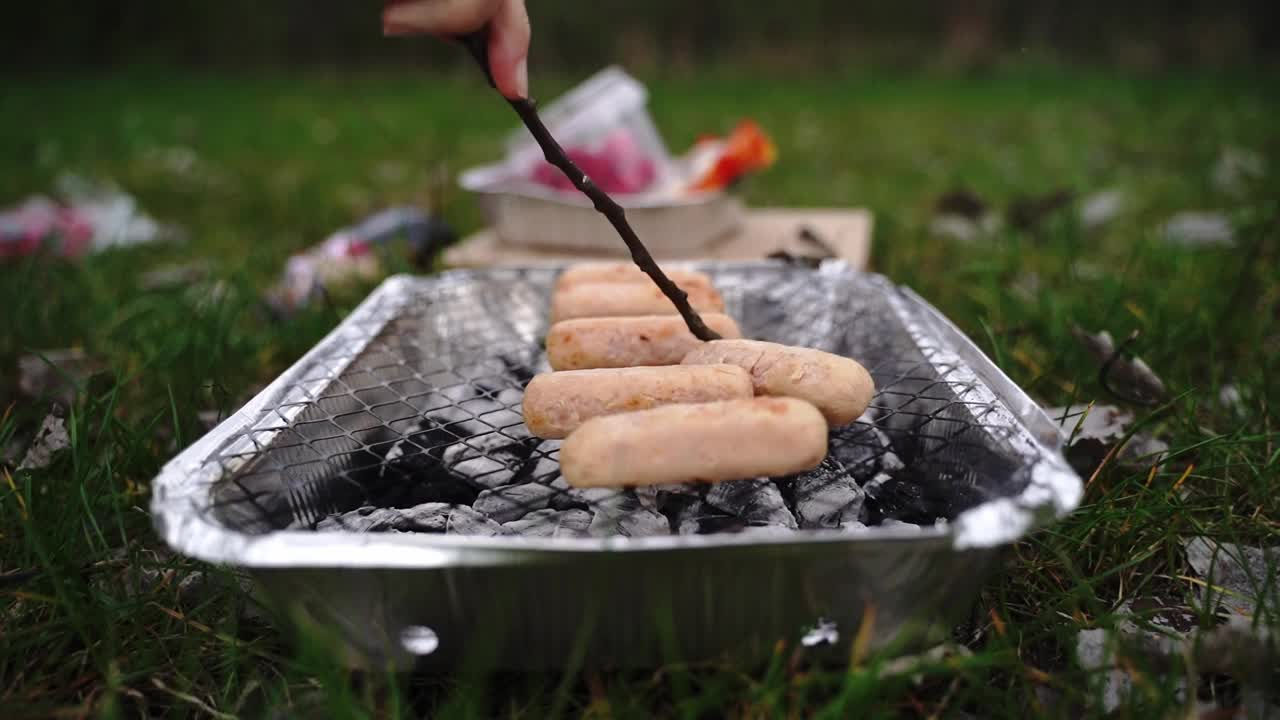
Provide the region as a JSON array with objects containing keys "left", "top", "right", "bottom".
[
  {"left": 704, "top": 478, "right": 798, "bottom": 530},
  {"left": 473, "top": 483, "right": 557, "bottom": 522},
  {"left": 589, "top": 494, "right": 671, "bottom": 537},
  {"left": 445, "top": 505, "right": 510, "bottom": 536},
  {"left": 548, "top": 479, "right": 614, "bottom": 511},
  {"left": 502, "top": 508, "right": 592, "bottom": 537},
  {"left": 315, "top": 503, "right": 452, "bottom": 533},
  {"left": 788, "top": 457, "right": 865, "bottom": 529}
]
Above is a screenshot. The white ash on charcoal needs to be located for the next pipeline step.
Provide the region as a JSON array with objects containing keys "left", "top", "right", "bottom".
[
  {"left": 829, "top": 418, "right": 903, "bottom": 483},
  {"left": 879, "top": 518, "right": 923, "bottom": 532},
  {"left": 430, "top": 356, "right": 519, "bottom": 404},
  {"left": 588, "top": 492, "right": 672, "bottom": 537},
  {"left": 671, "top": 499, "right": 749, "bottom": 535},
  {"left": 861, "top": 445, "right": 997, "bottom": 526},
  {"left": 373, "top": 428, "right": 481, "bottom": 507},
  {"left": 782, "top": 457, "right": 865, "bottom": 529},
  {"left": 473, "top": 483, "right": 558, "bottom": 523},
  {"left": 705, "top": 478, "right": 798, "bottom": 530},
  {"left": 502, "top": 508, "right": 592, "bottom": 538},
  {"left": 445, "top": 505, "right": 510, "bottom": 536},
  {"left": 547, "top": 478, "right": 615, "bottom": 511},
  {"left": 315, "top": 502, "right": 508, "bottom": 536},
  {"left": 519, "top": 440, "right": 561, "bottom": 484},
  {"left": 317, "top": 503, "right": 452, "bottom": 532}
]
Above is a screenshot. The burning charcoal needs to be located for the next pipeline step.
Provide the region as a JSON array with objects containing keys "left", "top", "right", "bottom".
[
  {"left": 589, "top": 493, "right": 671, "bottom": 537},
  {"left": 473, "top": 483, "right": 557, "bottom": 522},
  {"left": 787, "top": 457, "right": 865, "bottom": 529},
  {"left": 445, "top": 505, "right": 510, "bottom": 536},
  {"left": 502, "top": 508, "right": 592, "bottom": 538},
  {"left": 316, "top": 503, "right": 452, "bottom": 533},
  {"left": 738, "top": 525, "right": 794, "bottom": 538},
  {"left": 880, "top": 519, "right": 923, "bottom": 532},
  {"left": 434, "top": 357, "right": 513, "bottom": 403},
  {"left": 440, "top": 430, "right": 538, "bottom": 490},
  {"left": 376, "top": 434, "right": 481, "bottom": 507},
  {"left": 548, "top": 479, "right": 614, "bottom": 511},
  {"left": 831, "top": 422, "right": 903, "bottom": 483},
  {"left": 705, "top": 479, "right": 798, "bottom": 530},
  {"left": 634, "top": 485, "right": 660, "bottom": 512},
  {"left": 840, "top": 519, "right": 868, "bottom": 531},
  {"left": 519, "top": 441, "right": 561, "bottom": 484}
]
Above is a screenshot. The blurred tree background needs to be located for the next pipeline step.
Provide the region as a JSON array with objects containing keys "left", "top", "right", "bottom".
[{"left": 5, "top": 0, "right": 1277, "bottom": 73}]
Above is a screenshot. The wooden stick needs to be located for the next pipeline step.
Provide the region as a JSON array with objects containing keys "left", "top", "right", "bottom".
[{"left": 457, "top": 32, "right": 721, "bottom": 341}]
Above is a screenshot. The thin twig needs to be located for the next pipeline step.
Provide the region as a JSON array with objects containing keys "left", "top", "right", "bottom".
[{"left": 457, "top": 32, "right": 720, "bottom": 341}]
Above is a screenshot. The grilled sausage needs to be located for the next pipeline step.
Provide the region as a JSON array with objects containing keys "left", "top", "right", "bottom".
[
  {"left": 681, "top": 339, "right": 874, "bottom": 426},
  {"left": 550, "top": 281, "right": 725, "bottom": 323},
  {"left": 559, "top": 397, "right": 828, "bottom": 488},
  {"left": 554, "top": 263, "right": 714, "bottom": 293},
  {"left": 545, "top": 314, "right": 743, "bottom": 370},
  {"left": 522, "top": 364, "right": 753, "bottom": 439}
]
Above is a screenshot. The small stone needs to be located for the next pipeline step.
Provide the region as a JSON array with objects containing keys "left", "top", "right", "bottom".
[
  {"left": 502, "top": 508, "right": 592, "bottom": 537},
  {"left": 788, "top": 457, "right": 865, "bottom": 529},
  {"left": 473, "top": 483, "right": 557, "bottom": 522},
  {"left": 445, "top": 505, "right": 509, "bottom": 536},
  {"left": 705, "top": 478, "right": 798, "bottom": 530}
]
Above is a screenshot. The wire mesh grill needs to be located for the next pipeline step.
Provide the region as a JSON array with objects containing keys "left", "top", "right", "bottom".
[{"left": 203, "top": 265, "right": 1040, "bottom": 540}]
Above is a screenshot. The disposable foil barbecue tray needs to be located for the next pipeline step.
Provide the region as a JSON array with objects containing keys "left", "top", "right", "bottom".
[{"left": 151, "top": 261, "right": 1082, "bottom": 670}]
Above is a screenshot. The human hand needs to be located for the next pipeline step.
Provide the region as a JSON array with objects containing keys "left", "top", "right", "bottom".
[{"left": 383, "top": 0, "right": 531, "bottom": 100}]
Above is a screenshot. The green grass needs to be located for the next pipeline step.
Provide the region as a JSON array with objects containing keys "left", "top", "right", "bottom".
[{"left": 2, "top": 65, "right": 1278, "bottom": 718}]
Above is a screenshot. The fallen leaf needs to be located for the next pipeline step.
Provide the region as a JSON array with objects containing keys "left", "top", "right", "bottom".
[
  {"left": 18, "top": 348, "right": 106, "bottom": 405},
  {"left": 1162, "top": 212, "right": 1236, "bottom": 248},
  {"left": 1211, "top": 146, "right": 1266, "bottom": 197},
  {"left": 1045, "top": 404, "right": 1169, "bottom": 473},
  {"left": 17, "top": 411, "right": 70, "bottom": 471},
  {"left": 1184, "top": 537, "right": 1280, "bottom": 619},
  {"left": 935, "top": 188, "right": 987, "bottom": 219},
  {"left": 1008, "top": 188, "right": 1075, "bottom": 231},
  {"left": 1078, "top": 189, "right": 1125, "bottom": 229},
  {"left": 1070, "top": 326, "right": 1168, "bottom": 404}
]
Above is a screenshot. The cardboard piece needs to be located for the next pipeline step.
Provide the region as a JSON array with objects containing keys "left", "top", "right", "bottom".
[{"left": 442, "top": 208, "right": 873, "bottom": 270}]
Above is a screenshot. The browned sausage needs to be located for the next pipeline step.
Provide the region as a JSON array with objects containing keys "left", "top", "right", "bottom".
[
  {"left": 554, "top": 263, "right": 714, "bottom": 293},
  {"left": 550, "top": 281, "right": 725, "bottom": 323},
  {"left": 559, "top": 397, "right": 828, "bottom": 488},
  {"left": 522, "top": 364, "right": 753, "bottom": 439},
  {"left": 545, "top": 314, "right": 743, "bottom": 370},
  {"left": 681, "top": 339, "right": 874, "bottom": 426}
]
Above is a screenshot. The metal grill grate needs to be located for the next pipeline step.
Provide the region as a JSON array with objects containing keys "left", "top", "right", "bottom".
[{"left": 201, "top": 264, "right": 1041, "bottom": 540}]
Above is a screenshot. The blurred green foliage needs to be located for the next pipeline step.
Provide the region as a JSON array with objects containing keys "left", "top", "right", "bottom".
[{"left": 4, "top": 0, "right": 1277, "bottom": 73}]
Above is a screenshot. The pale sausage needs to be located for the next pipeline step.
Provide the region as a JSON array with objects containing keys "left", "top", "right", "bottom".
[
  {"left": 681, "top": 339, "right": 874, "bottom": 426},
  {"left": 560, "top": 397, "right": 828, "bottom": 488},
  {"left": 550, "top": 281, "right": 725, "bottom": 323},
  {"left": 555, "top": 263, "right": 714, "bottom": 293},
  {"left": 546, "top": 314, "right": 743, "bottom": 370},
  {"left": 522, "top": 364, "right": 753, "bottom": 439}
]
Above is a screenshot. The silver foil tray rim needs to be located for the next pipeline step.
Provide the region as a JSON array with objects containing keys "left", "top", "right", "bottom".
[{"left": 150, "top": 261, "right": 1082, "bottom": 568}]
